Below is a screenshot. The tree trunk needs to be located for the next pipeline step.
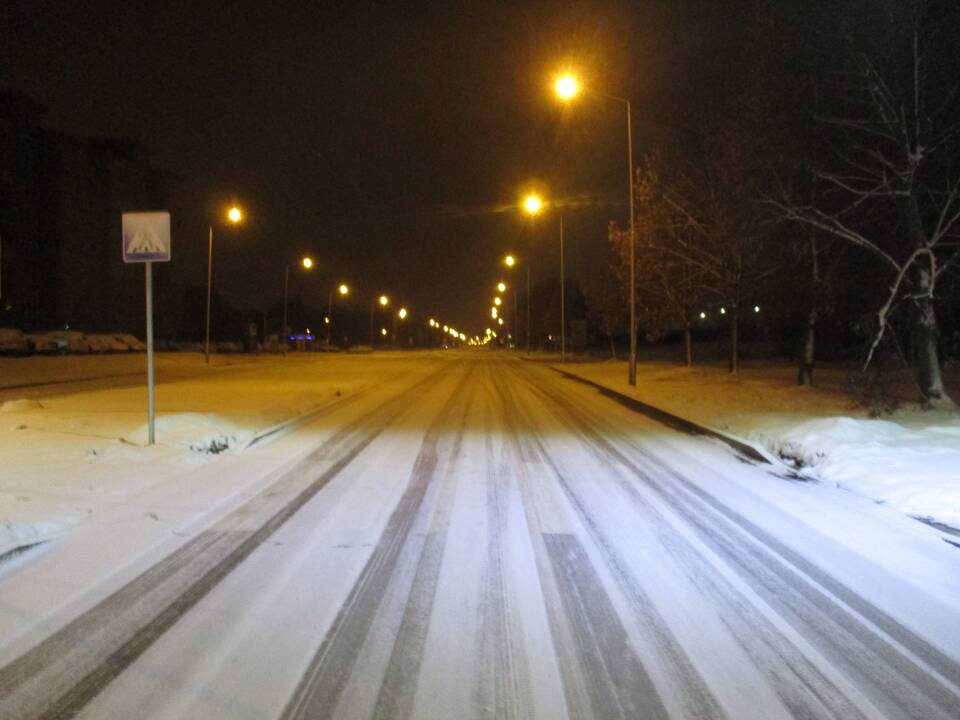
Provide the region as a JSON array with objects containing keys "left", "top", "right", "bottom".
[
  {"left": 902, "top": 194, "right": 950, "bottom": 405},
  {"left": 728, "top": 305, "right": 739, "bottom": 374},
  {"left": 799, "top": 236, "right": 818, "bottom": 386},
  {"left": 913, "top": 265, "right": 947, "bottom": 405},
  {"left": 798, "top": 306, "right": 817, "bottom": 386},
  {"left": 684, "top": 323, "right": 692, "bottom": 367}
]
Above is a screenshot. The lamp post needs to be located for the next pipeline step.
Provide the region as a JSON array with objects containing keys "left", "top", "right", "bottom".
[
  {"left": 205, "top": 205, "right": 243, "bottom": 364},
  {"left": 283, "top": 255, "right": 315, "bottom": 357},
  {"left": 503, "top": 253, "right": 531, "bottom": 355},
  {"left": 370, "top": 294, "right": 388, "bottom": 347},
  {"left": 327, "top": 283, "right": 349, "bottom": 348},
  {"left": 521, "top": 193, "right": 567, "bottom": 362},
  {"left": 554, "top": 73, "right": 636, "bottom": 384}
]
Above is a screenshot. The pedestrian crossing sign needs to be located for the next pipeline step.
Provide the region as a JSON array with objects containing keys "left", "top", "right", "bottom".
[{"left": 122, "top": 211, "right": 171, "bottom": 263}]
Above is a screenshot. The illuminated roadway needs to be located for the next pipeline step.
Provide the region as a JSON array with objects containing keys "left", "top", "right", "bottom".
[{"left": 1, "top": 354, "right": 959, "bottom": 719}]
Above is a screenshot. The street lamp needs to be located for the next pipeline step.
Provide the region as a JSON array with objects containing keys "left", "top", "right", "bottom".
[
  {"left": 392, "top": 306, "right": 408, "bottom": 347},
  {"left": 205, "top": 204, "right": 243, "bottom": 364},
  {"left": 370, "top": 294, "right": 389, "bottom": 347},
  {"left": 521, "top": 190, "right": 570, "bottom": 362},
  {"left": 325, "top": 282, "right": 349, "bottom": 348},
  {"left": 555, "top": 74, "right": 580, "bottom": 100},
  {"left": 282, "top": 255, "right": 315, "bottom": 357},
  {"left": 554, "top": 71, "right": 636, "bottom": 383},
  {"left": 503, "top": 252, "right": 530, "bottom": 354},
  {"left": 497, "top": 282, "right": 507, "bottom": 293}
]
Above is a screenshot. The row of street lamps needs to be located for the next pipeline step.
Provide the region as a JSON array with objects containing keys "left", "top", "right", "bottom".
[
  {"left": 485, "top": 72, "right": 637, "bottom": 382},
  {"left": 204, "top": 217, "right": 413, "bottom": 356},
  {"left": 206, "top": 71, "right": 636, "bottom": 376}
]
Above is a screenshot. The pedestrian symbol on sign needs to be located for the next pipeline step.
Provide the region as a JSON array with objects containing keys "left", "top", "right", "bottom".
[{"left": 122, "top": 212, "right": 171, "bottom": 263}]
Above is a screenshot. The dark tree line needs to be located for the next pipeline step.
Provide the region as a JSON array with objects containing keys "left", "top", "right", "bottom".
[{"left": 601, "top": 0, "right": 960, "bottom": 407}]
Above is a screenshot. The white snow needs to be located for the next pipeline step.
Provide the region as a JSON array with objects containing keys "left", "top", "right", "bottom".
[
  {"left": 0, "top": 352, "right": 382, "bottom": 560},
  {"left": 557, "top": 358, "right": 960, "bottom": 531}
]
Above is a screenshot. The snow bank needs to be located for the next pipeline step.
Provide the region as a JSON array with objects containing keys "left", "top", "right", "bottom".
[
  {"left": 558, "top": 359, "right": 960, "bottom": 531},
  {"left": 763, "top": 415, "right": 960, "bottom": 527},
  {"left": 0, "top": 520, "right": 63, "bottom": 558},
  {"left": 123, "top": 413, "right": 248, "bottom": 455}
]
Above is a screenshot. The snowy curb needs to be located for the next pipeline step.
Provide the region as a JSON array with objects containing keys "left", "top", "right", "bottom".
[
  {"left": 550, "top": 366, "right": 773, "bottom": 465},
  {"left": 0, "top": 521, "right": 64, "bottom": 561},
  {"left": 243, "top": 388, "right": 366, "bottom": 450}
]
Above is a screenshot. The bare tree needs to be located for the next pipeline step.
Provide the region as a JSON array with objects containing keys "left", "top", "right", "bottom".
[
  {"left": 610, "top": 156, "right": 709, "bottom": 367},
  {"left": 775, "top": 4, "right": 960, "bottom": 406},
  {"left": 653, "top": 126, "right": 779, "bottom": 374}
]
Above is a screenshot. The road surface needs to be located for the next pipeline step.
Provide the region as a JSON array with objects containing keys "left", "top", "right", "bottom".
[{"left": 1, "top": 354, "right": 958, "bottom": 719}]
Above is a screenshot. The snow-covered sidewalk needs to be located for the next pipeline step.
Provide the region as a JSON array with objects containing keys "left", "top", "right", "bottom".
[
  {"left": 0, "top": 353, "right": 418, "bottom": 559},
  {"left": 555, "top": 359, "right": 960, "bottom": 531}
]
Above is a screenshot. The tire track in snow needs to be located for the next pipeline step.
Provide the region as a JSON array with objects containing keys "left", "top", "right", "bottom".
[
  {"left": 281, "top": 362, "right": 476, "bottom": 720},
  {"left": 517, "top": 360, "right": 960, "bottom": 719},
  {"left": 0, "top": 363, "right": 449, "bottom": 720},
  {"left": 487, "top": 365, "right": 688, "bottom": 720}
]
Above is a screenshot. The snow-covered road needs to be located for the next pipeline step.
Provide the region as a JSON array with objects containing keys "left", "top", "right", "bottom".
[{"left": 1, "top": 354, "right": 959, "bottom": 719}]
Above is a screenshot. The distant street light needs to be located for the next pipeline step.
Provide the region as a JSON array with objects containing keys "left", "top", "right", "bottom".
[
  {"left": 497, "top": 282, "right": 507, "bottom": 293},
  {"left": 205, "top": 205, "right": 243, "bottom": 364},
  {"left": 504, "top": 252, "right": 530, "bottom": 355},
  {"left": 553, "top": 70, "right": 636, "bottom": 382},
  {"left": 493, "top": 297, "right": 502, "bottom": 306},
  {"left": 370, "top": 293, "right": 389, "bottom": 347},
  {"left": 326, "top": 282, "right": 349, "bottom": 347},
  {"left": 398, "top": 307, "right": 408, "bottom": 320},
  {"left": 283, "top": 255, "right": 315, "bottom": 357}
]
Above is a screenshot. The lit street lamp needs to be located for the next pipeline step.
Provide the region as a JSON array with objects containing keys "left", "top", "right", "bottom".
[
  {"left": 326, "top": 283, "right": 349, "bottom": 347},
  {"left": 205, "top": 205, "right": 243, "bottom": 364},
  {"left": 282, "top": 255, "right": 315, "bottom": 357},
  {"left": 521, "top": 192, "right": 569, "bottom": 363},
  {"left": 370, "top": 294, "right": 389, "bottom": 347},
  {"left": 554, "top": 71, "right": 636, "bottom": 383},
  {"left": 504, "top": 252, "right": 531, "bottom": 355}
]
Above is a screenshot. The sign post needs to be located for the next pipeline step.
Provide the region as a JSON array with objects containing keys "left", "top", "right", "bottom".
[{"left": 122, "top": 211, "right": 171, "bottom": 445}]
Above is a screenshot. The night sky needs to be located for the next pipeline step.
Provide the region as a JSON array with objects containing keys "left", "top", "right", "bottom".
[{"left": 1, "top": 0, "right": 756, "bottom": 334}]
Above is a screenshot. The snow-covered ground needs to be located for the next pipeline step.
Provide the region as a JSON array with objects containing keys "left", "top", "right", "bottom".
[
  {"left": 1, "top": 352, "right": 957, "bottom": 719},
  {"left": 0, "top": 352, "right": 420, "bottom": 558},
  {"left": 556, "top": 358, "right": 960, "bottom": 530},
  {"left": 1, "top": 352, "right": 959, "bottom": 718}
]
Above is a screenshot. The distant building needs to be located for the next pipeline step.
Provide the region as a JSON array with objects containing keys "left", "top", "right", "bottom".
[{"left": 0, "top": 90, "right": 168, "bottom": 334}]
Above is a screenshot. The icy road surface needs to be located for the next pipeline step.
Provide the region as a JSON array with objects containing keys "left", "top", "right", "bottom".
[{"left": 1, "top": 355, "right": 959, "bottom": 719}]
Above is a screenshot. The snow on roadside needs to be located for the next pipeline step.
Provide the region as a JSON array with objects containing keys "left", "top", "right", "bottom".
[
  {"left": 0, "top": 355, "right": 377, "bottom": 561},
  {"left": 0, "top": 519, "right": 63, "bottom": 558},
  {"left": 762, "top": 414, "right": 960, "bottom": 528},
  {"left": 558, "top": 359, "right": 960, "bottom": 531}
]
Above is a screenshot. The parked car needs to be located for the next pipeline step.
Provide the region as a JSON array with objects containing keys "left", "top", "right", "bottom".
[
  {"left": 25, "top": 333, "right": 59, "bottom": 355},
  {"left": 113, "top": 334, "right": 146, "bottom": 352},
  {"left": 45, "top": 330, "right": 93, "bottom": 354},
  {"left": 0, "top": 328, "right": 29, "bottom": 355},
  {"left": 87, "top": 334, "right": 129, "bottom": 353}
]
